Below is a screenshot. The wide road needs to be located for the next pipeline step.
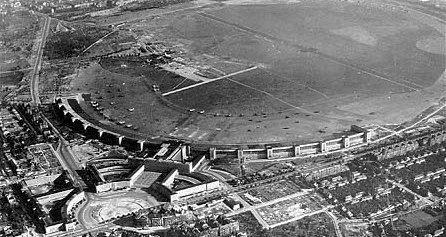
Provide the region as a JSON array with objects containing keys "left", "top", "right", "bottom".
[
  {"left": 30, "top": 14, "right": 51, "bottom": 105},
  {"left": 326, "top": 210, "right": 343, "bottom": 237},
  {"left": 56, "top": 141, "right": 84, "bottom": 187},
  {"left": 41, "top": 115, "right": 85, "bottom": 188}
]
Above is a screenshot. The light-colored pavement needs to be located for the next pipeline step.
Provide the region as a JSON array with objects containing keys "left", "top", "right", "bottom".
[
  {"left": 30, "top": 14, "right": 51, "bottom": 105},
  {"left": 229, "top": 193, "right": 270, "bottom": 229},
  {"left": 162, "top": 66, "right": 259, "bottom": 96},
  {"left": 41, "top": 115, "right": 86, "bottom": 190},
  {"left": 199, "top": 165, "right": 233, "bottom": 188},
  {"left": 57, "top": 143, "right": 84, "bottom": 187},
  {"left": 228, "top": 189, "right": 311, "bottom": 217},
  {"left": 376, "top": 125, "right": 398, "bottom": 135},
  {"left": 326, "top": 210, "right": 343, "bottom": 237},
  {"left": 78, "top": 29, "right": 119, "bottom": 57}
]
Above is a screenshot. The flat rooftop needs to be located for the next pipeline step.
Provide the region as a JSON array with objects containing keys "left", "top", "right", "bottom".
[{"left": 132, "top": 171, "right": 164, "bottom": 188}]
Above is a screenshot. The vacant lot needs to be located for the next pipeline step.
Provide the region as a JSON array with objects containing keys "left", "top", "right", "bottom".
[
  {"left": 401, "top": 210, "right": 440, "bottom": 228},
  {"left": 0, "top": 71, "right": 24, "bottom": 85},
  {"left": 0, "top": 11, "right": 39, "bottom": 85}
]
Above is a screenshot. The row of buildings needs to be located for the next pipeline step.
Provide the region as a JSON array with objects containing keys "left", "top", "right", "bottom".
[
  {"left": 210, "top": 125, "right": 372, "bottom": 161},
  {"left": 0, "top": 105, "right": 89, "bottom": 235},
  {"left": 55, "top": 95, "right": 374, "bottom": 163},
  {"left": 85, "top": 149, "right": 219, "bottom": 202}
]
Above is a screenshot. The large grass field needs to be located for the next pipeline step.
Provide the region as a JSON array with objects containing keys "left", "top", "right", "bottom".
[
  {"left": 165, "top": 1, "right": 444, "bottom": 99},
  {"left": 74, "top": 0, "right": 446, "bottom": 145}
]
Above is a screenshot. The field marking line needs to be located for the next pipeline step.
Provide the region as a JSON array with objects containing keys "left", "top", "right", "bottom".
[
  {"left": 303, "top": 94, "right": 357, "bottom": 108},
  {"left": 222, "top": 60, "right": 249, "bottom": 66},
  {"left": 226, "top": 78, "right": 313, "bottom": 113},
  {"left": 399, "top": 78, "right": 425, "bottom": 89},
  {"left": 78, "top": 29, "right": 119, "bottom": 57},
  {"left": 275, "top": 94, "right": 357, "bottom": 115},
  {"left": 198, "top": 12, "right": 421, "bottom": 92},
  {"left": 326, "top": 59, "right": 421, "bottom": 91},
  {"left": 266, "top": 69, "right": 330, "bottom": 99},
  {"left": 376, "top": 125, "right": 397, "bottom": 134},
  {"left": 188, "top": 130, "right": 199, "bottom": 138},
  {"left": 197, "top": 132, "right": 208, "bottom": 140},
  {"left": 211, "top": 66, "right": 226, "bottom": 75},
  {"left": 162, "top": 66, "right": 258, "bottom": 96},
  {"left": 170, "top": 77, "right": 189, "bottom": 91}
]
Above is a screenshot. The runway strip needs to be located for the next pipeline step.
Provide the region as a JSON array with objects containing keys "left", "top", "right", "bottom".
[{"left": 162, "top": 66, "right": 258, "bottom": 96}]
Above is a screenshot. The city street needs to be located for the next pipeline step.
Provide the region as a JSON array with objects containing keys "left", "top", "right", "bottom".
[{"left": 30, "top": 14, "right": 51, "bottom": 105}]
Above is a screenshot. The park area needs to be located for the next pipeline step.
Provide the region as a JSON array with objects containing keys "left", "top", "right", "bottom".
[{"left": 68, "top": 0, "right": 445, "bottom": 145}]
